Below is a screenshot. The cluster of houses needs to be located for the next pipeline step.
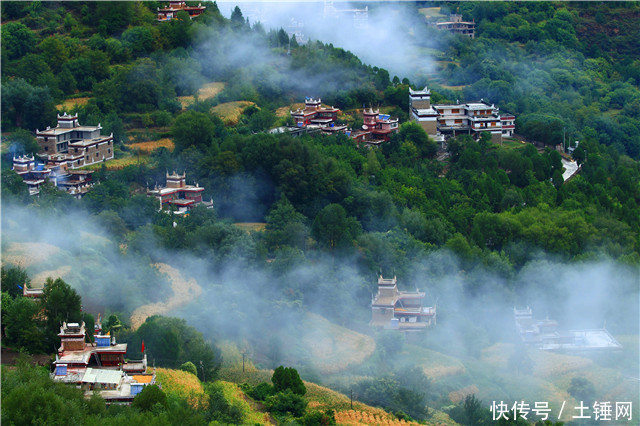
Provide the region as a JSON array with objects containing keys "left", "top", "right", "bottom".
[
  {"left": 288, "top": 97, "right": 400, "bottom": 146},
  {"left": 21, "top": 286, "right": 156, "bottom": 404},
  {"left": 409, "top": 86, "right": 515, "bottom": 144},
  {"left": 12, "top": 111, "right": 211, "bottom": 215},
  {"left": 287, "top": 89, "right": 516, "bottom": 147},
  {"left": 52, "top": 320, "right": 156, "bottom": 404},
  {"left": 12, "top": 112, "right": 112, "bottom": 197}
]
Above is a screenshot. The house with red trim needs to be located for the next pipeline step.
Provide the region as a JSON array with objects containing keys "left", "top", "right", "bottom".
[
  {"left": 157, "top": 1, "right": 206, "bottom": 21},
  {"left": 148, "top": 171, "right": 213, "bottom": 215},
  {"left": 51, "top": 321, "right": 154, "bottom": 404}
]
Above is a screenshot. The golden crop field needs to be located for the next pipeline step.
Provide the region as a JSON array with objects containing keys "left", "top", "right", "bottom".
[
  {"left": 155, "top": 368, "right": 208, "bottom": 410},
  {"left": 56, "top": 97, "right": 91, "bottom": 111},
  {"left": 276, "top": 105, "right": 296, "bottom": 117},
  {"left": 177, "top": 96, "right": 196, "bottom": 110},
  {"left": 529, "top": 350, "right": 593, "bottom": 378},
  {"left": 177, "top": 82, "right": 226, "bottom": 110},
  {"left": 335, "top": 410, "right": 421, "bottom": 426},
  {"left": 233, "top": 223, "right": 267, "bottom": 233},
  {"left": 198, "top": 82, "right": 225, "bottom": 100},
  {"left": 128, "top": 138, "right": 175, "bottom": 153},
  {"left": 211, "top": 101, "right": 255, "bottom": 125},
  {"left": 82, "top": 156, "right": 150, "bottom": 171}
]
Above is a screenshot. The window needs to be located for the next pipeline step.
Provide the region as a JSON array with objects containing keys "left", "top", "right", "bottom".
[
  {"left": 96, "top": 152, "right": 99, "bottom": 157},
  {"left": 452, "top": 109, "right": 460, "bottom": 114},
  {"left": 74, "top": 148, "right": 78, "bottom": 153},
  {"left": 108, "top": 149, "right": 111, "bottom": 154},
  {"left": 44, "top": 146, "right": 48, "bottom": 151}
]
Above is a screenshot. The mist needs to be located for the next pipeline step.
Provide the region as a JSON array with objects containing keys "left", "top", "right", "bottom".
[
  {"left": 3, "top": 198, "right": 637, "bottom": 380},
  {"left": 202, "top": 1, "right": 438, "bottom": 90}
]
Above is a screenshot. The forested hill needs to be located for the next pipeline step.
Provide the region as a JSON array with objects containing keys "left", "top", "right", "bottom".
[{"left": 1, "top": 2, "right": 639, "bottom": 424}]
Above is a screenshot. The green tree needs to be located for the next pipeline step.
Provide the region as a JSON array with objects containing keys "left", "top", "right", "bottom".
[
  {"left": 132, "top": 384, "right": 167, "bottom": 412},
  {"left": 122, "top": 26, "right": 155, "bottom": 57},
  {"left": 4, "top": 297, "right": 44, "bottom": 353},
  {"left": 37, "top": 36, "right": 69, "bottom": 73},
  {"left": 311, "top": 204, "right": 361, "bottom": 250},
  {"left": 5, "top": 128, "right": 40, "bottom": 156},
  {"left": 40, "top": 277, "right": 82, "bottom": 350},
  {"left": 398, "top": 121, "right": 437, "bottom": 158},
  {"left": 1, "top": 78, "right": 57, "bottom": 130},
  {"left": 180, "top": 361, "right": 198, "bottom": 376},
  {"left": 265, "top": 196, "right": 307, "bottom": 250},
  {"left": 1, "top": 169, "right": 29, "bottom": 205},
  {"left": 272, "top": 366, "right": 306, "bottom": 396},
  {"left": 1, "top": 22, "right": 37, "bottom": 59},
  {"left": 230, "top": 6, "right": 247, "bottom": 30},
  {"left": 172, "top": 110, "right": 218, "bottom": 153},
  {"left": 265, "top": 390, "right": 307, "bottom": 417}
]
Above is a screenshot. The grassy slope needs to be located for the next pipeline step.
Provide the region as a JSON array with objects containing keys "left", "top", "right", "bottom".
[
  {"left": 215, "top": 314, "right": 636, "bottom": 423},
  {"left": 156, "top": 367, "right": 209, "bottom": 410}
]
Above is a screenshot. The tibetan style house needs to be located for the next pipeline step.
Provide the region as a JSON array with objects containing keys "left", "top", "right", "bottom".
[
  {"left": 290, "top": 98, "right": 341, "bottom": 129},
  {"left": 514, "top": 307, "right": 622, "bottom": 352},
  {"left": 51, "top": 321, "right": 154, "bottom": 404},
  {"left": 371, "top": 276, "right": 436, "bottom": 331},
  {"left": 289, "top": 97, "right": 400, "bottom": 146},
  {"left": 350, "top": 108, "right": 399, "bottom": 146},
  {"left": 36, "top": 113, "right": 114, "bottom": 169},
  {"left": 157, "top": 1, "right": 206, "bottom": 21},
  {"left": 409, "top": 86, "right": 515, "bottom": 144},
  {"left": 435, "top": 14, "right": 475, "bottom": 38},
  {"left": 12, "top": 154, "right": 94, "bottom": 198},
  {"left": 148, "top": 171, "right": 213, "bottom": 215}
]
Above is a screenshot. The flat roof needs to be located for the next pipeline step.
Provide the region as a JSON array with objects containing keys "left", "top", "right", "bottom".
[
  {"left": 151, "top": 186, "right": 203, "bottom": 196},
  {"left": 465, "top": 103, "right": 494, "bottom": 109},
  {"left": 38, "top": 126, "right": 101, "bottom": 136},
  {"left": 94, "top": 343, "right": 128, "bottom": 353},
  {"left": 69, "top": 136, "right": 112, "bottom": 147},
  {"left": 82, "top": 368, "right": 123, "bottom": 385},
  {"left": 372, "top": 295, "right": 397, "bottom": 306},
  {"left": 131, "top": 374, "right": 154, "bottom": 384},
  {"left": 58, "top": 351, "right": 92, "bottom": 364}
]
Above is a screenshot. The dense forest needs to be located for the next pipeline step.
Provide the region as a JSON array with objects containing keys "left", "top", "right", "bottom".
[{"left": 1, "top": 1, "right": 639, "bottom": 424}]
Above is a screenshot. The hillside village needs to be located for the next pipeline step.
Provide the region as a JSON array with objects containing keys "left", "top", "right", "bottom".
[{"left": 2, "top": 1, "right": 639, "bottom": 425}]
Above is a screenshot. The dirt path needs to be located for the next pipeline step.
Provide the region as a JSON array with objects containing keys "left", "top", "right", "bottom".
[{"left": 130, "top": 263, "right": 202, "bottom": 329}]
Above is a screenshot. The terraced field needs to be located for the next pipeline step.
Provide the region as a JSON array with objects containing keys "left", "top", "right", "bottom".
[{"left": 211, "top": 101, "right": 255, "bottom": 125}]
